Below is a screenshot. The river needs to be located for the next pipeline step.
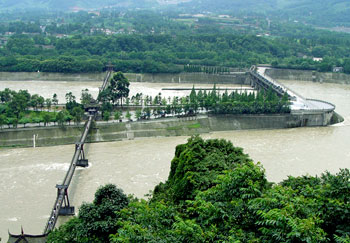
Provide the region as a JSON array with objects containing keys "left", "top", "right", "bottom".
[
  {"left": 0, "top": 81, "right": 249, "bottom": 103},
  {"left": 0, "top": 79, "right": 349, "bottom": 240}
]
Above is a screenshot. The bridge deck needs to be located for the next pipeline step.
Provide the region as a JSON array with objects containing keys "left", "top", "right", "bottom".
[
  {"left": 253, "top": 67, "right": 335, "bottom": 112},
  {"left": 43, "top": 70, "right": 112, "bottom": 234}
]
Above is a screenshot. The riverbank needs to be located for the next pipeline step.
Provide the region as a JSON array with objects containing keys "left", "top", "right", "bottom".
[
  {"left": 0, "top": 71, "right": 249, "bottom": 84},
  {"left": 0, "top": 111, "right": 338, "bottom": 148},
  {"left": 266, "top": 68, "right": 350, "bottom": 84},
  {"left": 0, "top": 69, "right": 343, "bottom": 148},
  {"left": 1, "top": 69, "right": 349, "bottom": 85}
]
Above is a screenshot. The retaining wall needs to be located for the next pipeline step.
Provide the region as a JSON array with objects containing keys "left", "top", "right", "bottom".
[
  {"left": 265, "top": 68, "right": 350, "bottom": 84},
  {"left": 0, "top": 112, "right": 334, "bottom": 148},
  {"left": 0, "top": 72, "right": 106, "bottom": 81},
  {"left": 124, "top": 72, "right": 250, "bottom": 84},
  {"left": 0, "top": 72, "right": 249, "bottom": 84}
]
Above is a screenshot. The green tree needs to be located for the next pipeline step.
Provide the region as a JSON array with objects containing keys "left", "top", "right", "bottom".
[
  {"left": 8, "top": 117, "right": 18, "bottom": 128},
  {"left": 19, "top": 117, "right": 31, "bottom": 128},
  {"left": 37, "top": 96, "right": 45, "bottom": 111},
  {"left": 30, "top": 94, "right": 39, "bottom": 110},
  {"left": 8, "top": 90, "right": 30, "bottom": 118},
  {"left": 135, "top": 109, "right": 142, "bottom": 120},
  {"left": 32, "top": 116, "right": 43, "bottom": 127},
  {"left": 56, "top": 110, "right": 66, "bottom": 127},
  {"left": 81, "top": 89, "right": 93, "bottom": 106},
  {"left": 343, "top": 58, "right": 350, "bottom": 74},
  {"left": 43, "top": 112, "right": 51, "bottom": 126},
  {"left": 48, "top": 184, "right": 129, "bottom": 243},
  {"left": 114, "top": 111, "right": 122, "bottom": 121},
  {"left": 125, "top": 110, "right": 132, "bottom": 121},
  {"left": 144, "top": 107, "right": 151, "bottom": 119},
  {"left": 65, "top": 92, "right": 76, "bottom": 104},
  {"left": 52, "top": 93, "right": 59, "bottom": 110},
  {"left": 109, "top": 72, "right": 130, "bottom": 106},
  {"left": 45, "top": 98, "right": 52, "bottom": 111},
  {"left": 103, "top": 111, "right": 110, "bottom": 122},
  {"left": 49, "top": 136, "right": 350, "bottom": 242},
  {"left": 72, "top": 106, "right": 84, "bottom": 125},
  {"left": 0, "top": 114, "right": 5, "bottom": 129}
]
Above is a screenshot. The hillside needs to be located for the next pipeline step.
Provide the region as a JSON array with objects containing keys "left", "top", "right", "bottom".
[
  {"left": 0, "top": 0, "right": 349, "bottom": 27},
  {"left": 178, "top": 0, "right": 350, "bottom": 27},
  {"left": 0, "top": 0, "right": 158, "bottom": 11}
]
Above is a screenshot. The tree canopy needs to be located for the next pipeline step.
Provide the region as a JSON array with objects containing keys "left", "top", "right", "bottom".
[{"left": 48, "top": 136, "right": 350, "bottom": 242}]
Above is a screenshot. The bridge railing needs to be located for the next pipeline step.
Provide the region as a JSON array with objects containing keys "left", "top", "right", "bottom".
[
  {"left": 99, "top": 70, "right": 112, "bottom": 95},
  {"left": 43, "top": 70, "right": 106, "bottom": 234},
  {"left": 43, "top": 115, "right": 94, "bottom": 234},
  {"left": 306, "top": 98, "right": 336, "bottom": 112},
  {"left": 249, "top": 70, "right": 287, "bottom": 97},
  {"left": 257, "top": 67, "right": 309, "bottom": 101},
  {"left": 9, "top": 70, "right": 111, "bottom": 240}
]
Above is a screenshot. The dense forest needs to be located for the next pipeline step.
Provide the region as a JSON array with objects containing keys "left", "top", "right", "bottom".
[
  {"left": 2, "top": 31, "right": 350, "bottom": 74},
  {"left": 47, "top": 136, "right": 350, "bottom": 242},
  {"left": 1, "top": 10, "right": 350, "bottom": 74}
]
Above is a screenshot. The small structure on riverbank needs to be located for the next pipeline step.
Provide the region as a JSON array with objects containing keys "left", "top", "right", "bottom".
[{"left": 8, "top": 230, "right": 47, "bottom": 243}]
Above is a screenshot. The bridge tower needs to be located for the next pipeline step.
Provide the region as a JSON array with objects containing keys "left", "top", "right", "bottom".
[
  {"left": 106, "top": 62, "right": 114, "bottom": 72},
  {"left": 76, "top": 142, "right": 89, "bottom": 167},
  {"left": 55, "top": 185, "right": 75, "bottom": 215}
]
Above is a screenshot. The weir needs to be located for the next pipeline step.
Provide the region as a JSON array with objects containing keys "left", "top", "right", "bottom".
[
  {"left": 7, "top": 69, "right": 112, "bottom": 242},
  {"left": 249, "top": 66, "right": 336, "bottom": 114},
  {"left": 249, "top": 65, "right": 290, "bottom": 97}
]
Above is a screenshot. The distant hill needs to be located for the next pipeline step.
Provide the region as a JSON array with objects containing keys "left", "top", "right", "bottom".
[
  {"left": 177, "top": 0, "right": 350, "bottom": 27},
  {"left": 275, "top": 0, "right": 350, "bottom": 26},
  {"left": 0, "top": 0, "right": 349, "bottom": 27},
  {"left": 0, "top": 0, "right": 158, "bottom": 11}
]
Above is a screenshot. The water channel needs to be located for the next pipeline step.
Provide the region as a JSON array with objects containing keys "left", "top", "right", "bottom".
[{"left": 0, "top": 79, "right": 349, "bottom": 240}]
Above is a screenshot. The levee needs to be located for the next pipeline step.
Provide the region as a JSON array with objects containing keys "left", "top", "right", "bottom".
[{"left": 0, "top": 111, "right": 339, "bottom": 148}]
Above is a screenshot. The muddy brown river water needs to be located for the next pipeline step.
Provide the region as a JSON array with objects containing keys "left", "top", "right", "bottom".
[{"left": 0, "top": 79, "right": 349, "bottom": 240}]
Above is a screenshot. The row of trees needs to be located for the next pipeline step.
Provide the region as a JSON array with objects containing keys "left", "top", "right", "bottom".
[
  {"left": 184, "top": 65, "right": 231, "bottom": 74},
  {"left": 0, "top": 82, "right": 290, "bottom": 129},
  {"left": 101, "top": 84, "right": 290, "bottom": 119},
  {"left": 0, "top": 109, "right": 82, "bottom": 129},
  {"left": 48, "top": 136, "right": 350, "bottom": 242},
  {"left": 0, "top": 56, "right": 105, "bottom": 73},
  {"left": 0, "top": 88, "right": 58, "bottom": 118},
  {"left": 0, "top": 88, "right": 87, "bottom": 129}
]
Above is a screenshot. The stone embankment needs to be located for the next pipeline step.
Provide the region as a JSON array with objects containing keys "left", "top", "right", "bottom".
[
  {"left": 0, "top": 68, "right": 343, "bottom": 148},
  {"left": 0, "top": 72, "right": 250, "bottom": 84},
  {"left": 0, "top": 112, "right": 339, "bottom": 148},
  {"left": 1, "top": 69, "right": 347, "bottom": 84}
]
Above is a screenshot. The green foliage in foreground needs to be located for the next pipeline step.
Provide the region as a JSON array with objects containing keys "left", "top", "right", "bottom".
[{"left": 48, "top": 136, "right": 350, "bottom": 242}]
